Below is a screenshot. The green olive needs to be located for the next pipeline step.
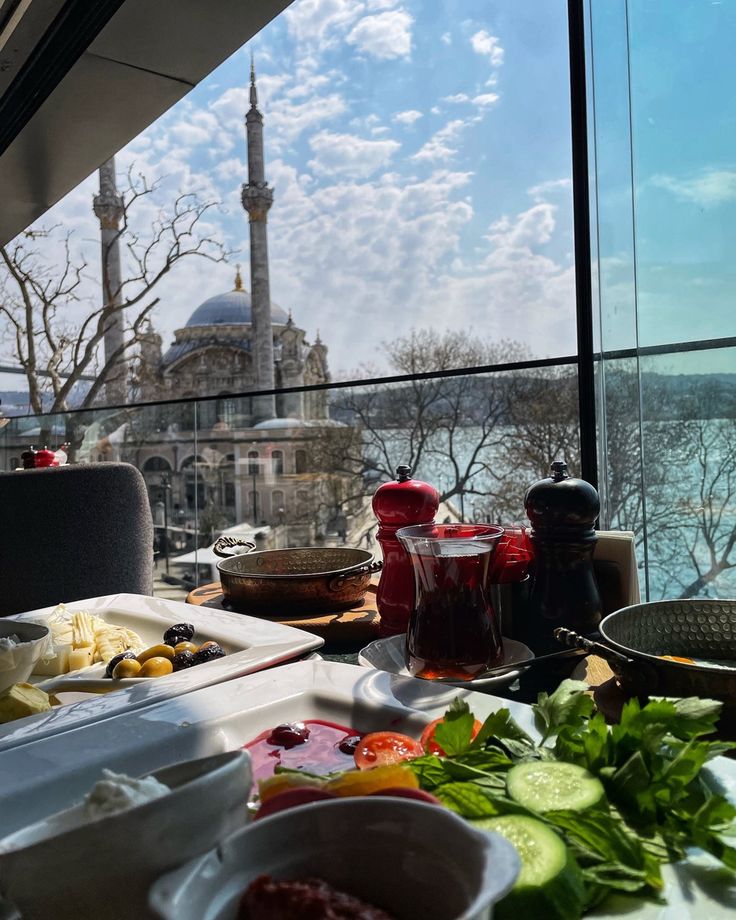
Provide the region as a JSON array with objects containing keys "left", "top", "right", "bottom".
[
  {"left": 112, "top": 659, "right": 142, "bottom": 679},
  {"left": 174, "top": 641, "right": 199, "bottom": 655},
  {"left": 137, "top": 644, "right": 175, "bottom": 664},
  {"left": 139, "top": 656, "right": 174, "bottom": 678}
]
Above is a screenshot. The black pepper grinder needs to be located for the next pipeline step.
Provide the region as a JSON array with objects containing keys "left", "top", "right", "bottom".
[{"left": 522, "top": 460, "right": 602, "bottom": 654}]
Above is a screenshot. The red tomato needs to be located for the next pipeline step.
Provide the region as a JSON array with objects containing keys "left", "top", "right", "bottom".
[
  {"left": 420, "top": 718, "right": 483, "bottom": 756},
  {"left": 353, "top": 732, "right": 424, "bottom": 769}
]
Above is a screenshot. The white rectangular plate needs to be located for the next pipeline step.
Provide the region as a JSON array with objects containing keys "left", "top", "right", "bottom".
[
  {"left": 0, "top": 594, "right": 323, "bottom": 751},
  {"left": 0, "top": 659, "right": 733, "bottom": 918}
]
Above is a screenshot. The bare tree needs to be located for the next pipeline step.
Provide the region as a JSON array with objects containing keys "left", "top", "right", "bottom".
[
  {"left": 322, "top": 329, "right": 543, "bottom": 521},
  {"left": 0, "top": 167, "right": 228, "bottom": 414}
]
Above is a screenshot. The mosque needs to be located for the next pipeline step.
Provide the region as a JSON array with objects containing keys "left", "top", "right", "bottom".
[
  {"left": 93, "top": 62, "right": 351, "bottom": 546},
  {"left": 133, "top": 60, "right": 331, "bottom": 425}
]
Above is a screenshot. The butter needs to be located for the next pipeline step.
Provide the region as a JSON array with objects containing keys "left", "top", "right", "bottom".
[{"left": 0, "top": 682, "right": 52, "bottom": 724}]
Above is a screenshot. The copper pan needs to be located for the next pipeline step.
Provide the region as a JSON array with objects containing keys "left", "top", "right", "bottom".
[{"left": 213, "top": 538, "right": 382, "bottom": 615}]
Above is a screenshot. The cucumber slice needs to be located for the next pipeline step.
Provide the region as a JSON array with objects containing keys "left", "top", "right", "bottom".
[
  {"left": 474, "top": 814, "right": 584, "bottom": 920},
  {"left": 506, "top": 761, "right": 605, "bottom": 813}
]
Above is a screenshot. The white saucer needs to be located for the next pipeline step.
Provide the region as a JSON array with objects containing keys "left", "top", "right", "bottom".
[{"left": 358, "top": 635, "right": 534, "bottom": 689}]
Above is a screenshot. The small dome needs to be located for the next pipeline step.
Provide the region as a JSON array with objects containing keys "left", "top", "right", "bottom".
[
  {"left": 186, "top": 288, "right": 288, "bottom": 327},
  {"left": 253, "top": 417, "right": 307, "bottom": 429}
]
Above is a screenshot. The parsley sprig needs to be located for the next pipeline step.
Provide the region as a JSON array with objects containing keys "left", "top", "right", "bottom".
[{"left": 410, "top": 682, "right": 736, "bottom": 913}]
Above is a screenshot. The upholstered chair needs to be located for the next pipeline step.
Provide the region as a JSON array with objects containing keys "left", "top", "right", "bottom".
[{"left": 0, "top": 463, "right": 154, "bottom": 616}]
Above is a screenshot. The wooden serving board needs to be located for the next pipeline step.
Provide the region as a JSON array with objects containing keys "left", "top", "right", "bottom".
[{"left": 186, "top": 582, "right": 381, "bottom": 646}]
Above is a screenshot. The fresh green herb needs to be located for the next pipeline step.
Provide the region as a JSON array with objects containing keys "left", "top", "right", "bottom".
[
  {"left": 408, "top": 682, "right": 736, "bottom": 916},
  {"left": 432, "top": 697, "right": 476, "bottom": 755}
]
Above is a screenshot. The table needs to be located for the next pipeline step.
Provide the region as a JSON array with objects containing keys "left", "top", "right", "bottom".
[{"left": 186, "top": 581, "right": 620, "bottom": 707}]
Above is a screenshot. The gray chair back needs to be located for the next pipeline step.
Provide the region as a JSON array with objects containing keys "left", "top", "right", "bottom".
[{"left": 0, "top": 463, "right": 154, "bottom": 616}]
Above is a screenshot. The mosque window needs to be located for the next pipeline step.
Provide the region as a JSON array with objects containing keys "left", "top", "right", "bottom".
[
  {"left": 272, "top": 450, "right": 284, "bottom": 475},
  {"left": 142, "top": 456, "right": 172, "bottom": 472},
  {"left": 247, "top": 450, "right": 259, "bottom": 476},
  {"left": 295, "top": 449, "right": 307, "bottom": 474}
]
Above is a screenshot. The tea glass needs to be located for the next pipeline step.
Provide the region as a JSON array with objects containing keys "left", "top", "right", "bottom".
[{"left": 396, "top": 523, "right": 504, "bottom": 680}]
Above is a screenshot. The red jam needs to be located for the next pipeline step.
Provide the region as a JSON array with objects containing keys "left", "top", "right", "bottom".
[
  {"left": 243, "top": 720, "right": 361, "bottom": 785},
  {"left": 239, "top": 875, "right": 394, "bottom": 920}
]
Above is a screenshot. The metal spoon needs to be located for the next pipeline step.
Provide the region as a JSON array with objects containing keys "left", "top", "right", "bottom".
[{"left": 416, "top": 645, "right": 589, "bottom": 684}]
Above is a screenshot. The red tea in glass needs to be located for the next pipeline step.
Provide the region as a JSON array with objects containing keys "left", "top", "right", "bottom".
[{"left": 397, "top": 524, "right": 504, "bottom": 680}]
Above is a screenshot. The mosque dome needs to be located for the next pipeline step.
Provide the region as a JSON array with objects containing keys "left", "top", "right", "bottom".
[{"left": 185, "top": 269, "right": 288, "bottom": 327}]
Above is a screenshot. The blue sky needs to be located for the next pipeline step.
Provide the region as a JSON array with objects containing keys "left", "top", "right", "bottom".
[{"left": 0, "top": 0, "right": 579, "bottom": 390}]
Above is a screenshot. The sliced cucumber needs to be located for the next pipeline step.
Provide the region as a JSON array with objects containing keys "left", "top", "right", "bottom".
[
  {"left": 506, "top": 760, "right": 605, "bottom": 814},
  {"left": 474, "top": 814, "right": 584, "bottom": 920}
]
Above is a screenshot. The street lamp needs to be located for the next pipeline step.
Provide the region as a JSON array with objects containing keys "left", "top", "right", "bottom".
[
  {"left": 250, "top": 444, "right": 258, "bottom": 525},
  {"left": 160, "top": 472, "right": 171, "bottom": 574}
]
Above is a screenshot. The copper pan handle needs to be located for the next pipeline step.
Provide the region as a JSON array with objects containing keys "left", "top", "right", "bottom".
[
  {"left": 554, "top": 627, "right": 659, "bottom": 695},
  {"left": 213, "top": 536, "right": 257, "bottom": 558},
  {"left": 329, "top": 559, "right": 383, "bottom": 592}
]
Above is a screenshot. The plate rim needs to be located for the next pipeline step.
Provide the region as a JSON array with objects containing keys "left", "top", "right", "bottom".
[
  {"left": 0, "top": 593, "right": 323, "bottom": 752},
  {"left": 357, "top": 633, "right": 534, "bottom": 688}
]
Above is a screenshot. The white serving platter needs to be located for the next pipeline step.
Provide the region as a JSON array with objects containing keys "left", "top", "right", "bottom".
[
  {"left": 0, "top": 593, "right": 323, "bottom": 752},
  {"left": 0, "top": 659, "right": 733, "bottom": 919}
]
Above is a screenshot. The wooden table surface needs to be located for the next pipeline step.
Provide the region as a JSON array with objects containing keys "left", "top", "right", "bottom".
[{"left": 187, "top": 581, "right": 381, "bottom": 647}]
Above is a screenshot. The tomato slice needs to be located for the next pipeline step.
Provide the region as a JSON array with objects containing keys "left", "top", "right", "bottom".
[
  {"left": 420, "top": 717, "right": 483, "bottom": 756},
  {"left": 353, "top": 732, "right": 424, "bottom": 769}
]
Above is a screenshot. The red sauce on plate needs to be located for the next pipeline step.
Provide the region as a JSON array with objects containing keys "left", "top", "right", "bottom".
[
  {"left": 243, "top": 720, "right": 361, "bottom": 784},
  {"left": 239, "top": 875, "right": 395, "bottom": 920}
]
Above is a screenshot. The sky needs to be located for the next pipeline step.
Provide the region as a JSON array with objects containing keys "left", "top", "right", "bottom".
[{"left": 0, "top": 0, "right": 578, "bottom": 398}]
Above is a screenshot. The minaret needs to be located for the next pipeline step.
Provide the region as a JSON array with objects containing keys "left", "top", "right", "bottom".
[
  {"left": 93, "top": 157, "right": 127, "bottom": 405},
  {"left": 241, "top": 56, "right": 276, "bottom": 421}
]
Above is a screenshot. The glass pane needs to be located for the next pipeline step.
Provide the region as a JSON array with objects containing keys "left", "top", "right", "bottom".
[
  {"left": 0, "top": 0, "right": 577, "bottom": 414},
  {"left": 1, "top": 365, "right": 581, "bottom": 596}
]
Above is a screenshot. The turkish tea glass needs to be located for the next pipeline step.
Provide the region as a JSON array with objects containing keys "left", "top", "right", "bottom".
[{"left": 397, "top": 523, "right": 505, "bottom": 680}]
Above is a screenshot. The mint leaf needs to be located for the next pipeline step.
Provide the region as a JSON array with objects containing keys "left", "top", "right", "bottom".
[
  {"left": 533, "top": 680, "right": 593, "bottom": 742},
  {"left": 434, "top": 781, "right": 524, "bottom": 819},
  {"left": 470, "top": 707, "right": 533, "bottom": 751},
  {"left": 433, "top": 697, "right": 476, "bottom": 755}
]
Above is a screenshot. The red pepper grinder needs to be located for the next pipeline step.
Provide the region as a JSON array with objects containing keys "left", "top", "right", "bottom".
[
  {"left": 34, "top": 446, "right": 56, "bottom": 468},
  {"left": 372, "top": 465, "right": 439, "bottom": 637}
]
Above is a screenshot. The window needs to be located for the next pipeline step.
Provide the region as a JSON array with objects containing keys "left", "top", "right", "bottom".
[
  {"left": 295, "top": 449, "right": 307, "bottom": 474},
  {"left": 247, "top": 451, "right": 259, "bottom": 476},
  {"left": 272, "top": 450, "right": 284, "bottom": 475}
]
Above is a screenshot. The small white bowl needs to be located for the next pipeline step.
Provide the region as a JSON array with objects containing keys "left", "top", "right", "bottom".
[
  {"left": 0, "top": 749, "right": 252, "bottom": 920},
  {"left": 0, "top": 621, "right": 51, "bottom": 693},
  {"left": 149, "top": 797, "right": 520, "bottom": 920}
]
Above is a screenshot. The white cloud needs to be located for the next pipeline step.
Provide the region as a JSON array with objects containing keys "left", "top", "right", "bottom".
[
  {"left": 283, "top": 0, "right": 364, "bottom": 51},
  {"left": 528, "top": 178, "right": 572, "bottom": 201},
  {"left": 650, "top": 169, "right": 736, "bottom": 204},
  {"left": 472, "top": 93, "right": 499, "bottom": 108},
  {"left": 307, "top": 130, "right": 400, "bottom": 178},
  {"left": 470, "top": 30, "right": 505, "bottom": 67},
  {"left": 392, "top": 109, "right": 423, "bottom": 126},
  {"left": 443, "top": 93, "right": 470, "bottom": 104},
  {"left": 412, "top": 119, "right": 469, "bottom": 163},
  {"left": 346, "top": 10, "right": 413, "bottom": 60},
  {"left": 441, "top": 32, "right": 452, "bottom": 45}
]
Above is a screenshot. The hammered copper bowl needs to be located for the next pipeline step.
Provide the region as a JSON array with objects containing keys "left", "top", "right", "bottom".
[
  {"left": 599, "top": 598, "right": 736, "bottom": 705},
  {"left": 213, "top": 539, "right": 381, "bottom": 615}
]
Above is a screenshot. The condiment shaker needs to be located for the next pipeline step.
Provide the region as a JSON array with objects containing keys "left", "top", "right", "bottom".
[
  {"left": 522, "top": 460, "right": 602, "bottom": 653},
  {"left": 372, "top": 465, "right": 439, "bottom": 637}
]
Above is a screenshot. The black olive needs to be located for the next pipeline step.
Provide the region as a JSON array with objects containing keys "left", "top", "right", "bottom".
[
  {"left": 267, "top": 722, "right": 311, "bottom": 748},
  {"left": 337, "top": 734, "right": 362, "bottom": 756},
  {"left": 172, "top": 650, "right": 197, "bottom": 671},
  {"left": 163, "top": 622, "right": 195, "bottom": 646},
  {"left": 104, "top": 651, "right": 136, "bottom": 679},
  {"left": 192, "top": 643, "right": 226, "bottom": 665}
]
